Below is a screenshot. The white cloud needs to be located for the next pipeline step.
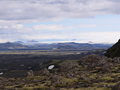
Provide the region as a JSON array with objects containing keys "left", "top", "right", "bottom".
[
  {"left": 22, "top": 34, "right": 68, "bottom": 40},
  {"left": 105, "top": 25, "right": 112, "bottom": 27},
  {"left": 79, "top": 24, "right": 97, "bottom": 28},
  {"left": 69, "top": 31, "right": 120, "bottom": 43},
  {"left": 0, "top": 25, "right": 119, "bottom": 43},
  {"left": 33, "top": 24, "right": 74, "bottom": 30},
  {"left": 0, "top": 39, "right": 8, "bottom": 43},
  {"left": 18, "top": 31, "right": 120, "bottom": 43},
  {"left": 11, "top": 24, "right": 24, "bottom": 29}
]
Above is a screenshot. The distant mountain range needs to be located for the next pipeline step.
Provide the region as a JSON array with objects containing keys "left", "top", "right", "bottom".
[
  {"left": 0, "top": 41, "right": 113, "bottom": 50},
  {"left": 14, "top": 40, "right": 38, "bottom": 45}
]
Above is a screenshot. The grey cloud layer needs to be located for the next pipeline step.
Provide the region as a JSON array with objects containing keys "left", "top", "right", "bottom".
[{"left": 0, "top": 0, "right": 120, "bottom": 21}]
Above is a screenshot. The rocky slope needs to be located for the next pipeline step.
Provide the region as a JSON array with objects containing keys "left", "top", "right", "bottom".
[{"left": 1, "top": 54, "right": 120, "bottom": 90}]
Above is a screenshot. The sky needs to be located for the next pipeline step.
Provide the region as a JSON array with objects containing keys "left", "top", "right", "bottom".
[{"left": 0, "top": 0, "right": 120, "bottom": 44}]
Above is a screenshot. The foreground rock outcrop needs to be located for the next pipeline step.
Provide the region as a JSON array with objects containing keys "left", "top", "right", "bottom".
[{"left": 1, "top": 54, "right": 120, "bottom": 90}]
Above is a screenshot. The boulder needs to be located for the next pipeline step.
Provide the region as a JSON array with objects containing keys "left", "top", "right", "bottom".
[
  {"left": 27, "top": 70, "right": 34, "bottom": 77},
  {"left": 60, "top": 61, "right": 79, "bottom": 72}
]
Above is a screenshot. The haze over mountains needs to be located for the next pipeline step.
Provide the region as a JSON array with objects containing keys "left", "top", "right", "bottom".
[{"left": 0, "top": 40, "right": 113, "bottom": 50}]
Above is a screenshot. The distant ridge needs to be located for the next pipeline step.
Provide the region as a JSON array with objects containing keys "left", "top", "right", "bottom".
[
  {"left": 0, "top": 42, "right": 26, "bottom": 50},
  {"left": 0, "top": 42, "right": 112, "bottom": 50},
  {"left": 105, "top": 39, "right": 120, "bottom": 58},
  {"left": 27, "top": 40, "right": 38, "bottom": 43},
  {"left": 13, "top": 41, "right": 24, "bottom": 44}
]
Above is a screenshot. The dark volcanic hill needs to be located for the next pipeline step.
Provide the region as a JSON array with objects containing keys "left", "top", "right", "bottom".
[{"left": 105, "top": 39, "right": 120, "bottom": 58}]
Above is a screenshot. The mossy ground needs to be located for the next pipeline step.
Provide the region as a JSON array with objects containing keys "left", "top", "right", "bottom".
[{"left": 1, "top": 56, "right": 120, "bottom": 90}]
